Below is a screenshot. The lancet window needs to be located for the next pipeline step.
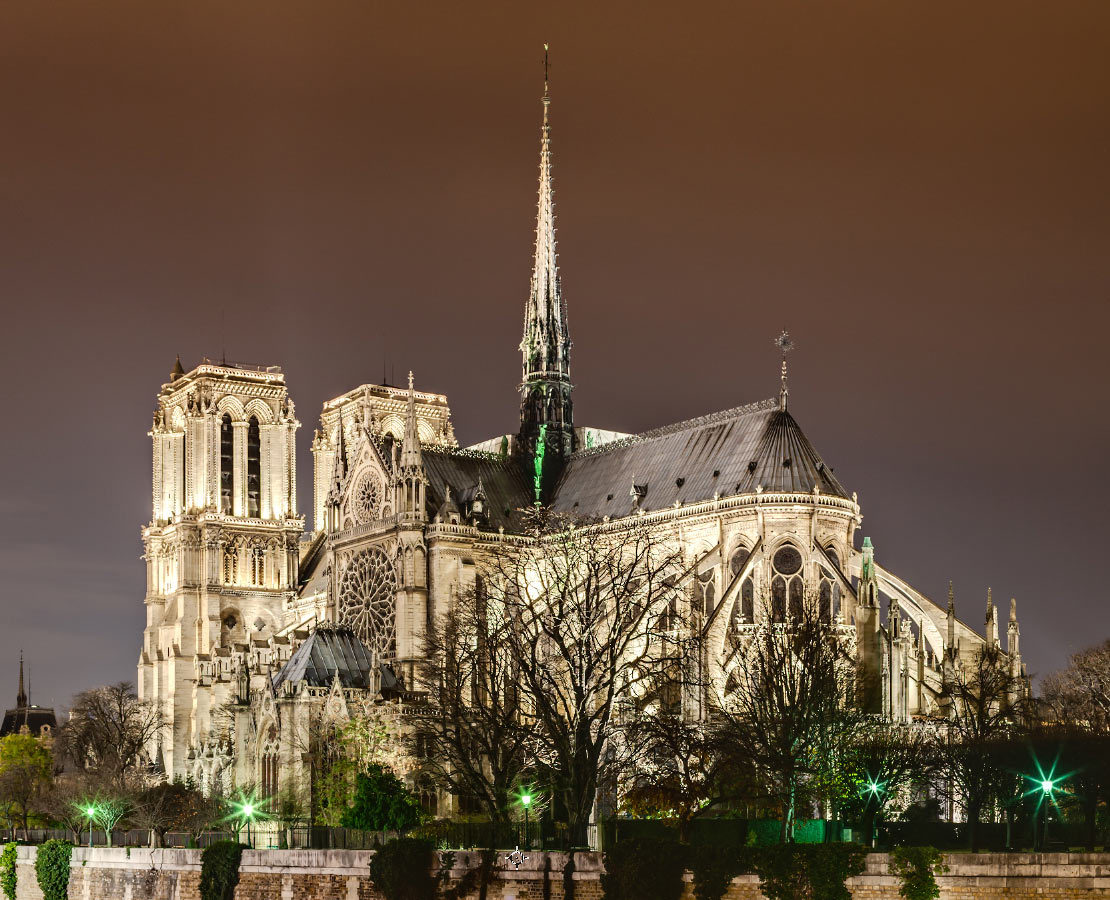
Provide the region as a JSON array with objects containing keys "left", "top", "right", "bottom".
[
  {"left": 819, "top": 546, "right": 841, "bottom": 623},
  {"left": 246, "top": 416, "right": 261, "bottom": 518},
  {"left": 729, "top": 545, "right": 755, "bottom": 624},
  {"left": 697, "top": 569, "right": 716, "bottom": 617}
]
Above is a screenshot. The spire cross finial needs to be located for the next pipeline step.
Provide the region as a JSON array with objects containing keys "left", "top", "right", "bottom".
[
  {"left": 774, "top": 330, "right": 795, "bottom": 410},
  {"left": 543, "top": 43, "right": 550, "bottom": 98}
]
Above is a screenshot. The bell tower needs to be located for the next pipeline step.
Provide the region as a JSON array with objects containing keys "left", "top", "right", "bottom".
[{"left": 138, "top": 358, "right": 303, "bottom": 779}]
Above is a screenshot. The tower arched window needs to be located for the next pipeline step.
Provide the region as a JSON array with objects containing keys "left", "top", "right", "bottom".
[
  {"left": 220, "top": 415, "right": 233, "bottom": 514},
  {"left": 247, "top": 417, "right": 261, "bottom": 518}
]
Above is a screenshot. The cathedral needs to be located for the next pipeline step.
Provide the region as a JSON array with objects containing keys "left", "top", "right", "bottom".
[{"left": 137, "top": 68, "right": 1027, "bottom": 807}]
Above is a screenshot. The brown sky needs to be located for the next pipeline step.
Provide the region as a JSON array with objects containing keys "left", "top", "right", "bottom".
[{"left": 1, "top": 0, "right": 1108, "bottom": 709}]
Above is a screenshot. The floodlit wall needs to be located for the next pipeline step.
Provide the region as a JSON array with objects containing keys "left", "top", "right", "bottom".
[{"left": 13, "top": 846, "right": 1110, "bottom": 900}]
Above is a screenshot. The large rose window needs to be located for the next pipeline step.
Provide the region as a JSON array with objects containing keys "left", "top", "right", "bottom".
[{"left": 338, "top": 547, "right": 397, "bottom": 654}]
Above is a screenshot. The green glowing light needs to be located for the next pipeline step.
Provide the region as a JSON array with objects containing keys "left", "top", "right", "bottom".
[
  {"left": 1041, "top": 779, "right": 1054, "bottom": 794},
  {"left": 521, "top": 794, "right": 532, "bottom": 807},
  {"left": 867, "top": 781, "right": 881, "bottom": 795},
  {"left": 243, "top": 803, "right": 255, "bottom": 818}
]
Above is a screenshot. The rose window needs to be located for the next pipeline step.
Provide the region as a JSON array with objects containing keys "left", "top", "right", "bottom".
[
  {"left": 338, "top": 547, "right": 397, "bottom": 654},
  {"left": 352, "top": 473, "right": 382, "bottom": 524}
]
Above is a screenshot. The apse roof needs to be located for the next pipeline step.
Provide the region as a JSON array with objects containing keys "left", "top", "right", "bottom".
[
  {"left": 548, "top": 399, "right": 849, "bottom": 518},
  {"left": 271, "top": 625, "right": 381, "bottom": 692},
  {"left": 0, "top": 706, "right": 57, "bottom": 738}
]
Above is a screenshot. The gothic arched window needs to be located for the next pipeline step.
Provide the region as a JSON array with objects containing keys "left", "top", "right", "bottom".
[
  {"left": 247, "top": 416, "right": 261, "bottom": 518},
  {"left": 819, "top": 546, "right": 840, "bottom": 623},
  {"left": 698, "top": 569, "right": 716, "bottom": 617},
  {"left": 220, "top": 414, "right": 233, "bottom": 514},
  {"left": 772, "top": 544, "right": 804, "bottom": 622}
]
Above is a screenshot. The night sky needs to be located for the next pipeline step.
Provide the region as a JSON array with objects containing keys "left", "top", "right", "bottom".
[{"left": 2, "top": 1, "right": 1108, "bottom": 711}]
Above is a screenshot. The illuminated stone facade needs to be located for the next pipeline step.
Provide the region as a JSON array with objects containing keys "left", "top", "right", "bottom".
[{"left": 138, "top": 77, "right": 1028, "bottom": 805}]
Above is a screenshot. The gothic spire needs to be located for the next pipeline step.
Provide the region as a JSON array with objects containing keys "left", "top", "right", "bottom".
[
  {"left": 16, "top": 651, "right": 26, "bottom": 708},
  {"left": 519, "top": 44, "right": 574, "bottom": 475}
]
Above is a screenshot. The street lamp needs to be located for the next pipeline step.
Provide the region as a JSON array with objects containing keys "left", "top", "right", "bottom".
[
  {"left": 242, "top": 803, "right": 256, "bottom": 848},
  {"left": 863, "top": 779, "right": 884, "bottom": 848},
  {"left": 83, "top": 804, "right": 98, "bottom": 848},
  {"left": 520, "top": 794, "right": 532, "bottom": 851},
  {"left": 1039, "top": 778, "right": 1054, "bottom": 851}
]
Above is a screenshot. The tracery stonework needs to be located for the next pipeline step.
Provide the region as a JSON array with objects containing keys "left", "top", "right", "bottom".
[
  {"left": 338, "top": 546, "right": 397, "bottom": 654},
  {"left": 352, "top": 471, "right": 381, "bottom": 524}
]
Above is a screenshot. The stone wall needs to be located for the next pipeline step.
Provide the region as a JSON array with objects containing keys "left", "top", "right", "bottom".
[{"left": 11, "top": 846, "right": 1110, "bottom": 899}]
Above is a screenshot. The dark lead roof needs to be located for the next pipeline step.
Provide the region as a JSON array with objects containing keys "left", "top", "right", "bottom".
[
  {"left": 0, "top": 706, "right": 57, "bottom": 738},
  {"left": 271, "top": 625, "right": 380, "bottom": 692},
  {"left": 548, "top": 399, "right": 849, "bottom": 518},
  {"left": 422, "top": 447, "right": 534, "bottom": 531}
]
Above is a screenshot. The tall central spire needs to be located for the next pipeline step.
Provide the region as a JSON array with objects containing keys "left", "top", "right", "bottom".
[{"left": 519, "top": 44, "right": 574, "bottom": 493}]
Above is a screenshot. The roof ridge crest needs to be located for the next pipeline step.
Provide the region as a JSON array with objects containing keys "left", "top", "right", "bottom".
[{"left": 569, "top": 398, "right": 778, "bottom": 459}]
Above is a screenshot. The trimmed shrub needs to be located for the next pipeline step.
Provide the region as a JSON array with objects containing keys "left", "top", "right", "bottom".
[
  {"left": 370, "top": 836, "right": 437, "bottom": 900},
  {"left": 754, "top": 843, "right": 867, "bottom": 900},
  {"left": 601, "top": 837, "right": 687, "bottom": 900},
  {"left": 688, "top": 844, "right": 755, "bottom": 900},
  {"left": 889, "top": 846, "right": 948, "bottom": 900},
  {"left": 34, "top": 840, "right": 73, "bottom": 900},
  {"left": 199, "top": 840, "right": 247, "bottom": 900},
  {"left": 1, "top": 842, "right": 17, "bottom": 900}
]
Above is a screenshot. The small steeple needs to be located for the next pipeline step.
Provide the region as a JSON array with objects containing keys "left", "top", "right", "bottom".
[
  {"left": 401, "top": 371, "right": 423, "bottom": 469},
  {"left": 774, "top": 330, "right": 795, "bottom": 411},
  {"left": 333, "top": 417, "right": 348, "bottom": 486},
  {"left": 985, "top": 587, "right": 998, "bottom": 647},
  {"left": 170, "top": 355, "right": 185, "bottom": 382},
  {"left": 1008, "top": 597, "right": 1020, "bottom": 658},
  {"left": 397, "top": 371, "right": 427, "bottom": 522},
  {"left": 16, "top": 651, "right": 27, "bottom": 709},
  {"left": 946, "top": 582, "right": 956, "bottom": 651}
]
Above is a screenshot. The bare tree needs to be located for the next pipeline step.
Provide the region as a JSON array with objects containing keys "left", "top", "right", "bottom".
[
  {"left": 937, "top": 644, "right": 1030, "bottom": 851},
  {"left": 714, "top": 592, "right": 859, "bottom": 843},
  {"left": 55, "top": 683, "right": 164, "bottom": 788},
  {"left": 1040, "top": 638, "right": 1110, "bottom": 849},
  {"left": 415, "top": 583, "right": 533, "bottom": 826},
  {"left": 485, "top": 509, "right": 691, "bottom": 847}
]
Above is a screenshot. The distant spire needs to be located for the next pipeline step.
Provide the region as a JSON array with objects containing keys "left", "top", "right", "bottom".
[
  {"left": 171, "top": 355, "right": 185, "bottom": 382},
  {"left": 519, "top": 43, "right": 574, "bottom": 468},
  {"left": 985, "top": 587, "right": 998, "bottom": 647},
  {"left": 334, "top": 416, "right": 348, "bottom": 485},
  {"left": 774, "top": 330, "right": 795, "bottom": 411},
  {"left": 16, "top": 651, "right": 26, "bottom": 708},
  {"left": 1009, "top": 596, "right": 1018, "bottom": 623},
  {"left": 946, "top": 582, "right": 956, "bottom": 649}
]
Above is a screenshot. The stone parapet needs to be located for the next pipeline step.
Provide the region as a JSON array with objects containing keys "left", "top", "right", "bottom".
[{"left": 11, "top": 846, "right": 1110, "bottom": 899}]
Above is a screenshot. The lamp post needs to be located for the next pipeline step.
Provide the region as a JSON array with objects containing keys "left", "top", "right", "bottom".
[
  {"left": 84, "top": 805, "right": 98, "bottom": 848},
  {"left": 1038, "top": 779, "right": 1054, "bottom": 852},
  {"left": 864, "top": 780, "right": 883, "bottom": 849},
  {"left": 242, "top": 803, "right": 255, "bottom": 848},
  {"left": 521, "top": 794, "right": 532, "bottom": 850}
]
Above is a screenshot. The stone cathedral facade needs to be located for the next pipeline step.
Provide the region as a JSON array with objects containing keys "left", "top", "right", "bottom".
[{"left": 138, "top": 75, "right": 1028, "bottom": 804}]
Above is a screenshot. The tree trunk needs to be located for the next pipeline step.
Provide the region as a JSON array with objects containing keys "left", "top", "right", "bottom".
[{"left": 967, "top": 797, "right": 981, "bottom": 852}]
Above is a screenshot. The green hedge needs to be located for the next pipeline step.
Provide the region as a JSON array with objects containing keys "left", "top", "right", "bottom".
[
  {"left": 753, "top": 844, "right": 867, "bottom": 900},
  {"left": 601, "top": 837, "right": 687, "bottom": 900},
  {"left": 199, "top": 841, "right": 248, "bottom": 900},
  {"left": 34, "top": 840, "right": 73, "bottom": 900},
  {"left": 0, "top": 842, "right": 17, "bottom": 900},
  {"left": 889, "top": 846, "right": 948, "bottom": 900},
  {"left": 369, "top": 837, "right": 437, "bottom": 900}
]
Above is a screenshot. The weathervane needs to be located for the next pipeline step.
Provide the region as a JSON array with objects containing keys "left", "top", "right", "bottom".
[{"left": 775, "top": 329, "right": 795, "bottom": 411}]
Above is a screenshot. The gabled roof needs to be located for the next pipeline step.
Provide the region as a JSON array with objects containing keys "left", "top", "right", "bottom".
[
  {"left": 271, "top": 625, "right": 378, "bottom": 692},
  {"left": 422, "top": 447, "right": 534, "bottom": 531},
  {"left": 548, "top": 399, "right": 849, "bottom": 519}
]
